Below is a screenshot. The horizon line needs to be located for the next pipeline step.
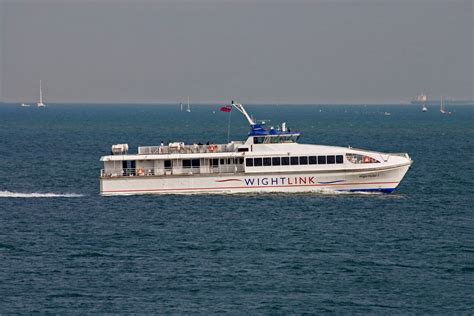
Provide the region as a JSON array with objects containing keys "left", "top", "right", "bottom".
[{"left": 1, "top": 100, "right": 473, "bottom": 106}]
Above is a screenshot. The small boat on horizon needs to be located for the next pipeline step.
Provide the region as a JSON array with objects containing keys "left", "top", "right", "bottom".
[
  {"left": 422, "top": 104, "right": 428, "bottom": 112},
  {"left": 20, "top": 103, "right": 31, "bottom": 107}
]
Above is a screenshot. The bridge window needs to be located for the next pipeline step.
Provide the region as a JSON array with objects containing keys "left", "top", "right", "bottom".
[
  {"left": 346, "top": 153, "right": 380, "bottom": 164},
  {"left": 253, "top": 137, "right": 265, "bottom": 144},
  {"left": 269, "top": 136, "right": 280, "bottom": 143}
]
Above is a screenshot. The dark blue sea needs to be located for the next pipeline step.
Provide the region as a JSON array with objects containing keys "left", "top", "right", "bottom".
[{"left": 0, "top": 103, "right": 473, "bottom": 313}]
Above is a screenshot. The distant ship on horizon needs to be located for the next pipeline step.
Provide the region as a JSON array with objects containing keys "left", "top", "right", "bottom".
[{"left": 410, "top": 93, "right": 472, "bottom": 105}]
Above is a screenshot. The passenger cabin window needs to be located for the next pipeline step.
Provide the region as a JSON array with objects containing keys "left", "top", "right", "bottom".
[
  {"left": 183, "top": 160, "right": 191, "bottom": 168},
  {"left": 164, "top": 160, "right": 172, "bottom": 169},
  {"left": 183, "top": 159, "right": 200, "bottom": 168},
  {"left": 263, "top": 158, "right": 272, "bottom": 166},
  {"left": 244, "top": 154, "right": 344, "bottom": 167},
  {"left": 246, "top": 158, "right": 254, "bottom": 167},
  {"left": 272, "top": 157, "right": 281, "bottom": 166}
]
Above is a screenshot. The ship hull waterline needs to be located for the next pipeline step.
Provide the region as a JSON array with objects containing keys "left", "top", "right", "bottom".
[{"left": 100, "top": 163, "right": 411, "bottom": 196}]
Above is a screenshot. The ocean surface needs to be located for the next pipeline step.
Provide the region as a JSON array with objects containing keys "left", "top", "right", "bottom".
[{"left": 0, "top": 103, "right": 472, "bottom": 313}]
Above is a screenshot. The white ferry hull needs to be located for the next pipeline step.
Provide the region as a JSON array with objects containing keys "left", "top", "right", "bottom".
[{"left": 100, "top": 164, "right": 410, "bottom": 196}]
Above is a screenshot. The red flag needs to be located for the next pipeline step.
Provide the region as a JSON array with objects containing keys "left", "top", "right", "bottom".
[{"left": 220, "top": 105, "right": 232, "bottom": 112}]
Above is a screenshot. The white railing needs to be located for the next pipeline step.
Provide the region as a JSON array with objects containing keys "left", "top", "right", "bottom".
[
  {"left": 138, "top": 143, "right": 235, "bottom": 155},
  {"left": 101, "top": 165, "right": 245, "bottom": 178}
]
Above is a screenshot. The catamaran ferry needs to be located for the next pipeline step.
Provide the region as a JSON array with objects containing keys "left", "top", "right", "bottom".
[{"left": 100, "top": 102, "right": 412, "bottom": 196}]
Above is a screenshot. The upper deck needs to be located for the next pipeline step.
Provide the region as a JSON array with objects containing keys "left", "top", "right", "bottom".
[{"left": 138, "top": 142, "right": 241, "bottom": 155}]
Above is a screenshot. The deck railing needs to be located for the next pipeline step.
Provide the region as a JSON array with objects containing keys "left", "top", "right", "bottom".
[
  {"left": 138, "top": 143, "right": 236, "bottom": 155},
  {"left": 101, "top": 165, "right": 245, "bottom": 178}
]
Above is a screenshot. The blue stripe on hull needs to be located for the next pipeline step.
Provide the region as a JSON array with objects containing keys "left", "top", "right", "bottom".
[{"left": 344, "top": 188, "right": 396, "bottom": 194}]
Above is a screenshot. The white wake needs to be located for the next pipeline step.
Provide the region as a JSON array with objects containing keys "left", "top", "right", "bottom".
[{"left": 0, "top": 191, "right": 84, "bottom": 198}]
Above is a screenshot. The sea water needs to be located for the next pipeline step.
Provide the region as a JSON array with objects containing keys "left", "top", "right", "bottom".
[{"left": 0, "top": 104, "right": 472, "bottom": 313}]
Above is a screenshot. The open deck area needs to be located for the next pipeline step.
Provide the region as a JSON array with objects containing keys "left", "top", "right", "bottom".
[{"left": 137, "top": 142, "right": 242, "bottom": 155}]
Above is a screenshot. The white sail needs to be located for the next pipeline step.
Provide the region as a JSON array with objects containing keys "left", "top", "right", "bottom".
[
  {"left": 37, "top": 80, "right": 45, "bottom": 107},
  {"left": 186, "top": 96, "right": 191, "bottom": 112},
  {"left": 439, "top": 96, "right": 451, "bottom": 115}
]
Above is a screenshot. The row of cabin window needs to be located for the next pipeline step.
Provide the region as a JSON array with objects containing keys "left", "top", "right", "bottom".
[
  {"left": 171, "top": 158, "right": 246, "bottom": 169},
  {"left": 246, "top": 155, "right": 344, "bottom": 167},
  {"left": 210, "top": 158, "right": 245, "bottom": 166}
]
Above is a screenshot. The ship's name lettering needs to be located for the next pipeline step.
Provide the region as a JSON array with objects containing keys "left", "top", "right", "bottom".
[{"left": 244, "top": 176, "right": 315, "bottom": 186}]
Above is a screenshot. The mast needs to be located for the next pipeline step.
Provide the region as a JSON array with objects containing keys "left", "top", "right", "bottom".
[
  {"left": 37, "top": 80, "right": 45, "bottom": 107},
  {"left": 39, "top": 80, "right": 42, "bottom": 104}
]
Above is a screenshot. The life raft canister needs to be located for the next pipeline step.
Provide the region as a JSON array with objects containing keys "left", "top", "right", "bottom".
[{"left": 208, "top": 145, "right": 217, "bottom": 152}]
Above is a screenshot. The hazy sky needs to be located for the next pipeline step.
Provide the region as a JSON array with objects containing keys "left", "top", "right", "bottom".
[{"left": 0, "top": 0, "right": 472, "bottom": 104}]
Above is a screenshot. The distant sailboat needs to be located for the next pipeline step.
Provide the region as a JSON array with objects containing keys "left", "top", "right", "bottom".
[
  {"left": 440, "top": 96, "right": 451, "bottom": 114},
  {"left": 20, "top": 103, "right": 31, "bottom": 107},
  {"left": 37, "top": 80, "right": 45, "bottom": 107},
  {"left": 180, "top": 102, "right": 183, "bottom": 112},
  {"left": 186, "top": 96, "right": 191, "bottom": 113}
]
